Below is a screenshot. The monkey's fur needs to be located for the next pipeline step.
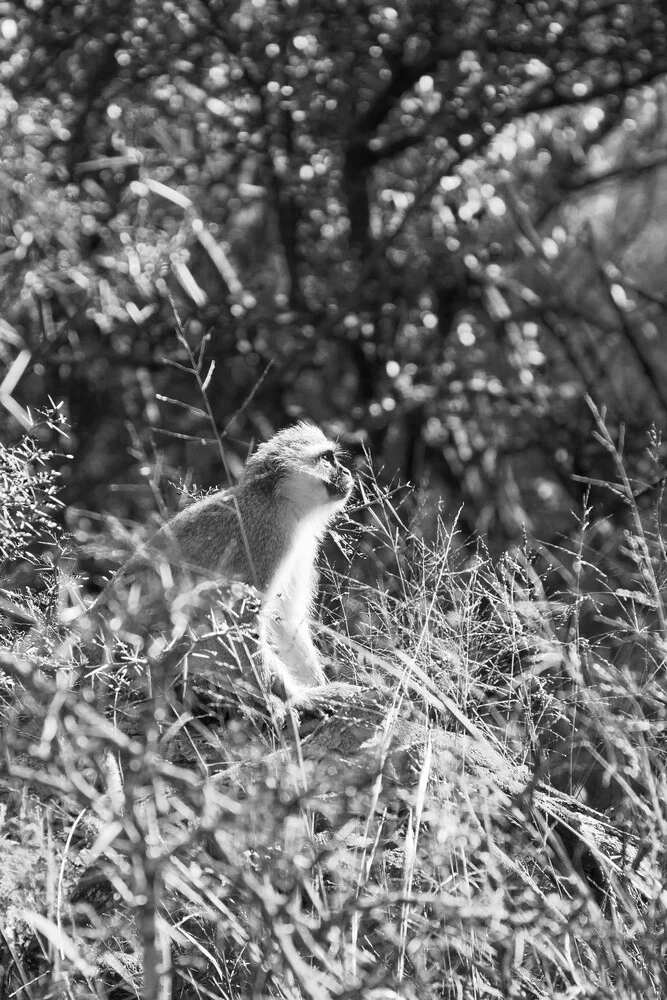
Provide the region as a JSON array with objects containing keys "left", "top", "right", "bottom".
[{"left": 92, "top": 423, "right": 353, "bottom": 698}]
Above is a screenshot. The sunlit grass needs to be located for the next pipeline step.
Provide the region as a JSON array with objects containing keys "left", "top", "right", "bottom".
[{"left": 1, "top": 408, "right": 667, "bottom": 999}]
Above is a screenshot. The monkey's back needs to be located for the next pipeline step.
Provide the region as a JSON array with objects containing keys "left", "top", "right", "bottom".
[{"left": 123, "top": 489, "right": 245, "bottom": 584}]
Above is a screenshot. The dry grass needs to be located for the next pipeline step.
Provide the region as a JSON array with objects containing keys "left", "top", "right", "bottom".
[{"left": 1, "top": 407, "right": 667, "bottom": 999}]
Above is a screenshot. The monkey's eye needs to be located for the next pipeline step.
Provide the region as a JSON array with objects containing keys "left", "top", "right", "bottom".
[{"left": 319, "top": 449, "right": 337, "bottom": 466}]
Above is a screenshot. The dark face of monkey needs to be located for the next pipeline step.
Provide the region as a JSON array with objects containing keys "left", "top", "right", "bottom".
[
  {"left": 320, "top": 449, "right": 353, "bottom": 500},
  {"left": 245, "top": 423, "right": 353, "bottom": 516},
  {"left": 282, "top": 440, "right": 352, "bottom": 514}
]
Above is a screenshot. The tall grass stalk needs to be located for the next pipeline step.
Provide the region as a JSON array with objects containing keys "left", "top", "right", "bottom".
[{"left": 1, "top": 385, "right": 666, "bottom": 999}]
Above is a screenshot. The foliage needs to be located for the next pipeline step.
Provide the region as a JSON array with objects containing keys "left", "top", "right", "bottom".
[
  {"left": 3, "top": 3, "right": 667, "bottom": 992},
  {"left": 2, "top": 1, "right": 667, "bottom": 550},
  {"left": 0, "top": 420, "right": 63, "bottom": 567},
  {"left": 0, "top": 407, "right": 69, "bottom": 636}
]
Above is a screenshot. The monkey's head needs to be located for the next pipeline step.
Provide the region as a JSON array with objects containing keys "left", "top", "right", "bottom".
[{"left": 242, "top": 422, "right": 353, "bottom": 520}]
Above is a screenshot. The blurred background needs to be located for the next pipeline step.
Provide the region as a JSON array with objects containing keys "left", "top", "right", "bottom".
[{"left": 2, "top": 0, "right": 667, "bottom": 573}]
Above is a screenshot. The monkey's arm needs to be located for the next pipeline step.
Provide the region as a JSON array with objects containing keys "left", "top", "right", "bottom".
[
  {"left": 259, "top": 554, "right": 327, "bottom": 690},
  {"left": 271, "top": 617, "right": 326, "bottom": 687},
  {"left": 259, "top": 612, "right": 326, "bottom": 692}
]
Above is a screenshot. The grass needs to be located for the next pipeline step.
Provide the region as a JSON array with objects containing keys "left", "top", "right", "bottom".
[{"left": 1, "top": 405, "right": 667, "bottom": 999}]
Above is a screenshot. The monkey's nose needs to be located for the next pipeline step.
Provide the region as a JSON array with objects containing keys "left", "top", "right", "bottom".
[{"left": 326, "top": 469, "right": 353, "bottom": 498}]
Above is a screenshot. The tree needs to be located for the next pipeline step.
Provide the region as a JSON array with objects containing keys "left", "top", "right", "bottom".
[{"left": 1, "top": 0, "right": 667, "bottom": 551}]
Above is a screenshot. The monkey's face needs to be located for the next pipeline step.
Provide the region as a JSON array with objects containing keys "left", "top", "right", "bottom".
[
  {"left": 246, "top": 423, "right": 353, "bottom": 519},
  {"left": 277, "top": 440, "right": 353, "bottom": 518},
  {"left": 318, "top": 447, "right": 354, "bottom": 502}
]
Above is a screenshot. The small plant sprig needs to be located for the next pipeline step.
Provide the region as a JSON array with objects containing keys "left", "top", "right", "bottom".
[{"left": 0, "top": 404, "right": 68, "bottom": 569}]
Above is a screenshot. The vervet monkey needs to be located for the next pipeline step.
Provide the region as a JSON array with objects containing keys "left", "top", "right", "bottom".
[{"left": 92, "top": 423, "right": 353, "bottom": 699}]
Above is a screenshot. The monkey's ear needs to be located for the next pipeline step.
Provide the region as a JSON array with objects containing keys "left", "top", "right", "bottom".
[{"left": 262, "top": 452, "right": 284, "bottom": 477}]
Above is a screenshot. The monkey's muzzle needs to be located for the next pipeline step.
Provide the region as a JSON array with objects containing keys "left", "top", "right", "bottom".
[{"left": 326, "top": 468, "right": 354, "bottom": 500}]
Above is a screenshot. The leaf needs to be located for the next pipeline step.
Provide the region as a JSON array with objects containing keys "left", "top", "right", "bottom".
[
  {"left": 614, "top": 589, "right": 658, "bottom": 609},
  {"left": 201, "top": 360, "right": 216, "bottom": 392},
  {"left": 21, "top": 910, "right": 97, "bottom": 976}
]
